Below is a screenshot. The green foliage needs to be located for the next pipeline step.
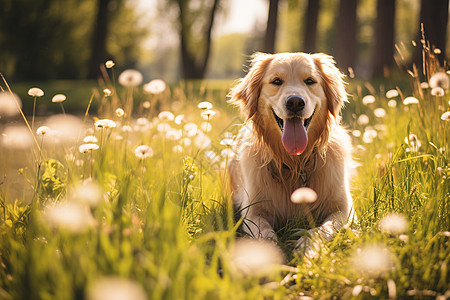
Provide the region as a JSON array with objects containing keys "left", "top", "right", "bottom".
[{"left": 0, "top": 50, "right": 449, "bottom": 299}]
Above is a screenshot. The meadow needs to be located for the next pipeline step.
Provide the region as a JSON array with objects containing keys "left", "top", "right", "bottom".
[{"left": 0, "top": 51, "right": 449, "bottom": 299}]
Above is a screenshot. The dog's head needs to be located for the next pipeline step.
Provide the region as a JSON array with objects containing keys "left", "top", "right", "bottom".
[{"left": 230, "top": 52, "right": 347, "bottom": 162}]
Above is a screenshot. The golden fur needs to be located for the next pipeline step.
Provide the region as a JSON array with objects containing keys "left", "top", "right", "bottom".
[{"left": 229, "top": 52, "right": 355, "bottom": 256}]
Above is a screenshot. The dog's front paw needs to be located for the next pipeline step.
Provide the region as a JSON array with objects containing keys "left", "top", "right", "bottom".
[{"left": 294, "top": 234, "right": 321, "bottom": 260}]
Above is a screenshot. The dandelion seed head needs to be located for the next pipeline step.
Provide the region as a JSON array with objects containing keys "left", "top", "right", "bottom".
[
  {"left": 37, "top": 126, "right": 50, "bottom": 136},
  {"left": 166, "top": 129, "right": 182, "bottom": 140},
  {"left": 73, "top": 181, "right": 103, "bottom": 207},
  {"left": 433, "top": 48, "right": 441, "bottom": 54},
  {"left": 2, "top": 126, "right": 33, "bottom": 149},
  {"left": 198, "top": 101, "right": 213, "bottom": 110},
  {"left": 184, "top": 123, "right": 198, "bottom": 137},
  {"left": 363, "top": 128, "right": 377, "bottom": 143},
  {"left": 362, "top": 95, "right": 375, "bottom": 105},
  {"left": 441, "top": 111, "right": 450, "bottom": 121},
  {"left": 115, "top": 108, "right": 124, "bottom": 118},
  {"left": 79, "top": 143, "right": 99, "bottom": 153},
  {"left": 51, "top": 94, "right": 66, "bottom": 103},
  {"left": 291, "top": 187, "right": 317, "bottom": 204},
  {"left": 230, "top": 239, "right": 283, "bottom": 276},
  {"left": 136, "top": 117, "right": 149, "bottom": 127},
  {"left": 95, "top": 119, "right": 116, "bottom": 129},
  {"left": 143, "top": 79, "right": 166, "bottom": 94},
  {"left": 431, "top": 87, "right": 445, "bottom": 97},
  {"left": 45, "top": 202, "right": 95, "bottom": 233},
  {"left": 357, "top": 114, "right": 370, "bottom": 125},
  {"left": 403, "top": 97, "right": 419, "bottom": 105},
  {"left": 157, "top": 123, "right": 171, "bottom": 133},
  {"left": 174, "top": 114, "right": 185, "bottom": 125},
  {"left": 121, "top": 125, "right": 132, "bottom": 132},
  {"left": 385, "top": 89, "right": 399, "bottom": 98},
  {"left": 201, "top": 109, "right": 216, "bottom": 119},
  {"left": 158, "top": 111, "right": 174, "bottom": 121},
  {"left": 118, "top": 69, "right": 143, "bottom": 87},
  {"left": 352, "top": 130, "right": 361, "bottom": 137},
  {"left": 379, "top": 213, "right": 408, "bottom": 234},
  {"left": 105, "top": 60, "right": 115, "bottom": 68},
  {"left": 220, "top": 138, "right": 235, "bottom": 147},
  {"left": 352, "top": 245, "right": 393, "bottom": 275},
  {"left": 86, "top": 277, "right": 147, "bottom": 300},
  {"left": 0, "top": 92, "right": 22, "bottom": 117},
  {"left": 429, "top": 72, "right": 449, "bottom": 90},
  {"left": 134, "top": 145, "right": 153, "bottom": 159},
  {"left": 181, "top": 138, "right": 191, "bottom": 146},
  {"left": 420, "top": 82, "right": 429, "bottom": 89},
  {"left": 28, "top": 87, "right": 44, "bottom": 97},
  {"left": 374, "top": 108, "right": 386, "bottom": 118},
  {"left": 405, "top": 134, "right": 421, "bottom": 151},
  {"left": 83, "top": 135, "right": 98, "bottom": 143},
  {"left": 142, "top": 101, "right": 151, "bottom": 109},
  {"left": 45, "top": 114, "right": 83, "bottom": 144},
  {"left": 388, "top": 99, "right": 397, "bottom": 108}
]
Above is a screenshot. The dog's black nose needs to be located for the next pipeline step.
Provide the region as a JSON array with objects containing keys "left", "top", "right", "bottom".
[{"left": 285, "top": 96, "right": 305, "bottom": 113}]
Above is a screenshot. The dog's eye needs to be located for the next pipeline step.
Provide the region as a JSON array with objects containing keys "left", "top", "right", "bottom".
[
  {"left": 271, "top": 78, "right": 283, "bottom": 86},
  {"left": 304, "top": 78, "right": 316, "bottom": 85}
]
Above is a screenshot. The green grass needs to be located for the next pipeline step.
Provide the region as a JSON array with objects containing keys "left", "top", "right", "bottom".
[{"left": 0, "top": 60, "right": 449, "bottom": 300}]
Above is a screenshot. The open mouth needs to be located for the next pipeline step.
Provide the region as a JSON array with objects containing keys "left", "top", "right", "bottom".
[
  {"left": 272, "top": 110, "right": 314, "bottom": 131},
  {"left": 272, "top": 109, "right": 315, "bottom": 156}
]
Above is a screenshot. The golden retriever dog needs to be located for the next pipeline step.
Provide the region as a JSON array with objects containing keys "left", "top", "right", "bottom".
[{"left": 229, "top": 52, "right": 355, "bottom": 257}]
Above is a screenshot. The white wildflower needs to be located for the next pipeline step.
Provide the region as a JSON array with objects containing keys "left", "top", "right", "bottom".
[
  {"left": 429, "top": 72, "right": 449, "bottom": 90},
  {"left": 157, "top": 123, "right": 171, "bottom": 133},
  {"left": 379, "top": 213, "right": 408, "bottom": 234},
  {"left": 362, "top": 95, "right": 376, "bottom": 105},
  {"left": 86, "top": 277, "right": 147, "bottom": 300},
  {"left": 388, "top": 99, "right": 397, "bottom": 108},
  {"left": 105, "top": 60, "right": 115, "bottom": 68},
  {"left": 0, "top": 92, "right": 22, "bottom": 117},
  {"left": 352, "top": 130, "right": 361, "bottom": 137},
  {"left": 45, "top": 202, "right": 95, "bottom": 233},
  {"left": 374, "top": 108, "right": 386, "bottom": 118},
  {"left": 229, "top": 239, "right": 283, "bottom": 276},
  {"left": 103, "top": 89, "right": 112, "bottom": 97},
  {"left": 83, "top": 135, "right": 98, "bottom": 143},
  {"left": 431, "top": 87, "right": 445, "bottom": 96},
  {"left": 28, "top": 87, "right": 44, "bottom": 97},
  {"left": 385, "top": 89, "right": 399, "bottom": 98},
  {"left": 79, "top": 143, "right": 99, "bottom": 153},
  {"left": 198, "top": 101, "right": 213, "bottom": 110},
  {"left": 134, "top": 145, "right": 153, "bottom": 159},
  {"left": 403, "top": 97, "right": 419, "bottom": 105},
  {"left": 36, "top": 126, "right": 50, "bottom": 136},
  {"left": 201, "top": 109, "right": 216, "bottom": 119},
  {"left": 95, "top": 119, "right": 116, "bottom": 129},
  {"left": 441, "top": 111, "right": 450, "bottom": 121},
  {"left": 357, "top": 114, "right": 370, "bottom": 125},
  {"left": 115, "top": 108, "right": 124, "bottom": 118},
  {"left": 51, "top": 94, "right": 66, "bottom": 103},
  {"left": 352, "top": 245, "right": 393, "bottom": 275},
  {"left": 166, "top": 129, "right": 182, "bottom": 140},
  {"left": 174, "top": 114, "right": 185, "bottom": 125},
  {"left": 143, "top": 79, "right": 166, "bottom": 94},
  {"left": 158, "top": 111, "right": 174, "bottom": 121},
  {"left": 118, "top": 69, "right": 143, "bottom": 87}
]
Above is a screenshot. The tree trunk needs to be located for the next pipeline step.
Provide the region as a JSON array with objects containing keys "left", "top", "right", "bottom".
[
  {"left": 334, "top": 0, "right": 357, "bottom": 72},
  {"left": 88, "top": 0, "right": 110, "bottom": 79},
  {"left": 303, "top": 0, "right": 320, "bottom": 53},
  {"left": 177, "top": 0, "right": 220, "bottom": 79},
  {"left": 413, "top": 0, "right": 449, "bottom": 68},
  {"left": 371, "top": 0, "right": 396, "bottom": 77},
  {"left": 264, "top": 0, "right": 279, "bottom": 53}
]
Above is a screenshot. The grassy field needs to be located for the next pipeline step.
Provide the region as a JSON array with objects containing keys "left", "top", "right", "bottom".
[{"left": 0, "top": 54, "right": 449, "bottom": 300}]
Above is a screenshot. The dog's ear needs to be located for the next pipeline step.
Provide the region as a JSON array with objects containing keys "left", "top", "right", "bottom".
[
  {"left": 229, "top": 52, "right": 273, "bottom": 119},
  {"left": 312, "top": 53, "right": 347, "bottom": 117}
]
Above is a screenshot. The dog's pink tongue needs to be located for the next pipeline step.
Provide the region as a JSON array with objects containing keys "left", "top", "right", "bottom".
[{"left": 282, "top": 118, "right": 308, "bottom": 155}]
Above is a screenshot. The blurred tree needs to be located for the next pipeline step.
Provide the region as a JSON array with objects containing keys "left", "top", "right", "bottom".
[
  {"left": 303, "top": 0, "right": 320, "bottom": 53},
  {"left": 88, "top": 0, "right": 113, "bottom": 79},
  {"left": 166, "top": 0, "right": 221, "bottom": 79},
  {"left": 413, "top": 0, "right": 449, "bottom": 69},
  {"left": 371, "top": 0, "right": 396, "bottom": 77},
  {"left": 334, "top": 0, "right": 357, "bottom": 72},
  {"left": 264, "top": 0, "right": 280, "bottom": 53},
  {"left": 0, "top": 0, "right": 147, "bottom": 81}
]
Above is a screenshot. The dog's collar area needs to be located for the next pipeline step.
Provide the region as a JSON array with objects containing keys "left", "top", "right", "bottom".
[
  {"left": 268, "top": 150, "right": 318, "bottom": 187},
  {"left": 272, "top": 109, "right": 314, "bottom": 131}
]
